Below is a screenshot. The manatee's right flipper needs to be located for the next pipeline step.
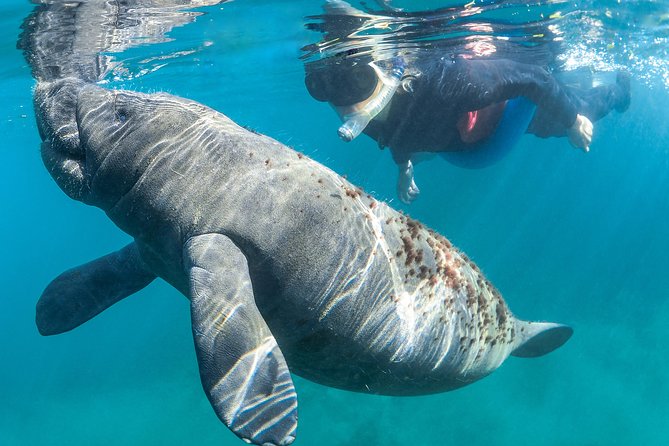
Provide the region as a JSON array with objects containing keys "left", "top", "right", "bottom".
[
  {"left": 37, "top": 242, "right": 156, "bottom": 336},
  {"left": 185, "top": 234, "right": 297, "bottom": 446}
]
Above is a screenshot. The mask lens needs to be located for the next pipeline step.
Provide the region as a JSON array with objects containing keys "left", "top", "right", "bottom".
[
  {"left": 305, "top": 63, "right": 377, "bottom": 106},
  {"left": 305, "top": 71, "right": 330, "bottom": 102}
]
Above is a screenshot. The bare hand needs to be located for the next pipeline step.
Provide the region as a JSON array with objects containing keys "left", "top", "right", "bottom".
[
  {"left": 567, "top": 114, "right": 593, "bottom": 152},
  {"left": 397, "top": 160, "right": 420, "bottom": 204}
]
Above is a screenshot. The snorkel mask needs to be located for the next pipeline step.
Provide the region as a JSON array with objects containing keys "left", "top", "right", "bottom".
[{"left": 305, "top": 56, "right": 405, "bottom": 142}]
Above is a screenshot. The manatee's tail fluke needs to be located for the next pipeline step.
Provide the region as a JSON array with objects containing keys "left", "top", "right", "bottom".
[
  {"left": 510, "top": 321, "right": 573, "bottom": 358},
  {"left": 37, "top": 242, "right": 156, "bottom": 336}
]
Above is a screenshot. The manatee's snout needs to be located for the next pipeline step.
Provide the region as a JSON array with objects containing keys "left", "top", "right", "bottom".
[{"left": 34, "top": 78, "right": 90, "bottom": 201}]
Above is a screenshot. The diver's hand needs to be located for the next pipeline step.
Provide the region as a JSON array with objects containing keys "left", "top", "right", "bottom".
[
  {"left": 567, "top": 114, "right": 593, "bottom": 152},
  {"left": 397, "top": 160, "right": 420, "bottom": 204}
]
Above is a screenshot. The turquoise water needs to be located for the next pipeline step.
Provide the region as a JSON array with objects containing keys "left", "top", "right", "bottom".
[{"left": 2, "top": 0, "right": 669, "bottom": 445}]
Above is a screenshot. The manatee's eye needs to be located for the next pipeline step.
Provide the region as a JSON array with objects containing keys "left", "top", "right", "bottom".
[{"left": 117, "top": 110, "right": 127, "bottom": 123}]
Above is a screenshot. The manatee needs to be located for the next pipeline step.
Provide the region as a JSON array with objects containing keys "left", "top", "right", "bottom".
[{"left": 33, "top": 77, "right": 572, "bottom": 446}]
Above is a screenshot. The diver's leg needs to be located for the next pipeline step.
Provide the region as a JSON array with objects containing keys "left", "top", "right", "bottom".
[{"left": 614, "top": 71, "right": 631, "bottom": 112}]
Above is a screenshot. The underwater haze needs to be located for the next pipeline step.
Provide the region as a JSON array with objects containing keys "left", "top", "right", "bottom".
[{"left": 2, "top": 0, "right": 669, "bottom": 445}]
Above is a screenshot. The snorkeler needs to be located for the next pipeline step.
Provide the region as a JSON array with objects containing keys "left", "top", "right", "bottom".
[{"left": 305, "top": 54, "right": 631, "bottom": 203}]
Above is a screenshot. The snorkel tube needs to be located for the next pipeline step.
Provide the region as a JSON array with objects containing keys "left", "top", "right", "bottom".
[{"left": 337, "top": 56, "right": 404, "bottom": 142}]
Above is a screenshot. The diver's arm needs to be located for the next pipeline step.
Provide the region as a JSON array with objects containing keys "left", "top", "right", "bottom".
[
  {"left": 527, "top": 108, "right": 593, "bottom": 152},
  {"left": 443, "top": 58, "right": 579, "bottom": 130},
  {"left": 388, "top": 147, "right": 421, "bottom": 203}
]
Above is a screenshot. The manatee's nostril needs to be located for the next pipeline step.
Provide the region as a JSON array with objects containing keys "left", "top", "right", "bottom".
[{"left": 112, "top": 92, "right": 128, "bottom": 123}]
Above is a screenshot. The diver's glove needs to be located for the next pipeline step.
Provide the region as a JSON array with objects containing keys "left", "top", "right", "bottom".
[
  {"left": 567, "top": 114, "right": 593, "bottom": 152},
  {"left": 397, "top": 160, "right": 420, "bottom": 204}
]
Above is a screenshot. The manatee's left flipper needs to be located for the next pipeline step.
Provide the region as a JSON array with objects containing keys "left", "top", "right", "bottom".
[
  {"left": 37, "top": 242, "right": 156, "bottom": 335},
  {"left": 185, "top": 234, "right": 297, "bottom": 446}
]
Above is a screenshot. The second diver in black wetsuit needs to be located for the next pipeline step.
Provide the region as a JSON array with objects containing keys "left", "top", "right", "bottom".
[{"left": 305, "top": 54, "right": 631, "bottom": 203}]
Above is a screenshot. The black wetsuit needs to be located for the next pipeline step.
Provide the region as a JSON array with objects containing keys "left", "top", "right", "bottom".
[{"left": 356, "top": 57, "right": 628, "bottom": 165}]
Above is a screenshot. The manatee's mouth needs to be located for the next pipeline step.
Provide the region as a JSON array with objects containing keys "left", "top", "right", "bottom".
[
  {"left": 40, "top": 139, "right": 88, "bottom": 200},
  {"left": 34, "top": 78, "right": 91, "bottom": 201}
]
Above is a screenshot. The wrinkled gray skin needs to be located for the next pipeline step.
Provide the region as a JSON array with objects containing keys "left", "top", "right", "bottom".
[{"left": 34, "top": 77, "right": 572, "bottom": 446}]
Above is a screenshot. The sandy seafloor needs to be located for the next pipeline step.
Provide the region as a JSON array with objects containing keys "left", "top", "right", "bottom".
[{"left": 1, "top": 1, "right": 668, "bottom": 445}]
